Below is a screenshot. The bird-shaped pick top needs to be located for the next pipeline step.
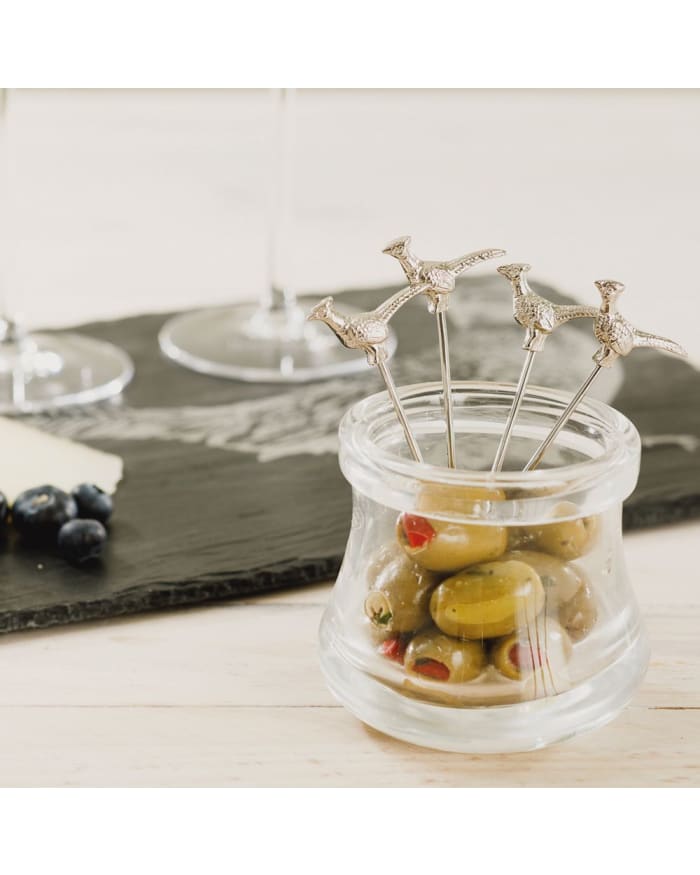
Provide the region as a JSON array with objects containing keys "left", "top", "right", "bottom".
[
  {"left": 497, "top": 263, "right": 599, "bottom": 352},
  {"left": 383, "top": 236, "right": 505, "bottom": 314},
  {"left": 592, "top": 280, "right": 688, "bottom": 367},
  {"left": 308, "top": 281, "right": 429, "bottom": 463},
  {"left": 522, "top": 278, "right": 689, "bottom": 473},
  {"left": 307, "top": 282, "right": 428, "bottom": 365}
]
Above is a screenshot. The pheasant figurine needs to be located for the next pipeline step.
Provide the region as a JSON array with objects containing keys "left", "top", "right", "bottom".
[
  {"left": 383, "top": 236, "right": 505, "bottom": 313},
  {"left": 497, "top": 263, "right": 598, "bottom": 352},
  {"left": 490, "top": 263, "right": 598, "bottom": 472},
  {"left": 307, "top": 282, "right": 428, "bottom": 365},
  {"left": 383, "top": 236, "right": 506, "bottom": 468},
  {"left": 308, "top": 282, "right": 429, "bottom": 462},
  {"left": 523, "top": 278, "right": 688, "bottom": 472},
  {"left": 592, "top": 280, "right": 687, "bottom": 367}
]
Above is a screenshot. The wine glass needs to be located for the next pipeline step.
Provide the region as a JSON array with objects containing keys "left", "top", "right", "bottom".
[
  {"left": 0, "top": 89, "right": 134, "bottom": 414},
  {"left": 159, "top": 89, "right": 395, "bottom": 382}
]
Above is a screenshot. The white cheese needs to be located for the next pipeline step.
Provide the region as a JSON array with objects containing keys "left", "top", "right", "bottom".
[{"left": 0, "top": 416, "right": 123, "bottom": 503}]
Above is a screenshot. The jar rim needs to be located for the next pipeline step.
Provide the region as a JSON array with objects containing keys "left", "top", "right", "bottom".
[{"left": 338, "top": 381, "right": 641, "bottom": 522}]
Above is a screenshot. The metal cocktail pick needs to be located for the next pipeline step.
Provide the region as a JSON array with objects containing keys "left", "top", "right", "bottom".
[
  {"left": 307, "top": 282, "right": 429, "bottom": 462},
  {"left": 383, "top": 236, "right": 505, "bottom": 468},
  {"left": 490, "top": 264, "right": 598, "bottom": 472},
  {"left": 523, "top": 279, "right": 688, "bottom": 472}
]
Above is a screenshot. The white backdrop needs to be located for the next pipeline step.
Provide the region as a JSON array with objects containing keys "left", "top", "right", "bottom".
[{"left": 3, "top": 89, "right": 699, "bottom": 363}]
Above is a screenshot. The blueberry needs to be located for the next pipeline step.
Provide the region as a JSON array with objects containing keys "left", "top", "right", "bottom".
[
  {"left": 58, "top": 519, "right": 107, "bottom": 564},
  {"left": 71, "top": 483, "right": 113, "bottom": 524},
  {"left": 12, "top": 485, "right": 78, "bottom": 542}
]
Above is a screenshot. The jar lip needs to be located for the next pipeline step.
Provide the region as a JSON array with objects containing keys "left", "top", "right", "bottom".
[{"left": 339, "top": 381, "right": 641, "bottom": 518}]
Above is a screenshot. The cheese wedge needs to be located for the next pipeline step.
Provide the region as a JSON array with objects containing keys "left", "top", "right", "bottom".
[{"left": 0, "top": 416, "right": 123, "bottom": 503}]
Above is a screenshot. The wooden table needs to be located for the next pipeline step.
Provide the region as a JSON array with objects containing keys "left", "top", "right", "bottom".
[
  {"left": 1, "top": 519, "right": 697, "bottom": 787},
  {"left": 1, "top": 89, "right": 699, "bottom": 786}
]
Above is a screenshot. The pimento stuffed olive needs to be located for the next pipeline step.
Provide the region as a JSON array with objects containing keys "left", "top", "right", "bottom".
[
  {"left": 501, "top": 549, "right": 586, "bottom": 605},
  {"left": 396, "top": 484, "right": 507, "bottom": 573},
  {"left": 558, "top": 581, "right": 598, "bottom": 642},
  {"left": 404, "top": 630, "right": 486, "bottom": 683},
  {"left": 429, "top": 559, "right": 545, "bottom": 639},
  {"left": 501, "top": 548, "right": 598, "bottom": 640},
  {"left": 490, "top": 620, "right": 572, "bottom": 681},
  {"left": 509, "top": 501, "right": 598, "bottom": 561},
  {"left": 364, "top": 543, "right": 439, "bottom": 635},
  {"left": 377, "top": 635, "right": 409, "bottom": 664}
]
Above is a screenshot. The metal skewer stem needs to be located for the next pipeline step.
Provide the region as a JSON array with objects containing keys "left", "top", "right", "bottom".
[
  {"left": 307, "top": 279, "right": 429, "bottom": 463},
  {"left": 381, "top": 238, "right": 506, "bottom": 469},
  {"left": 524, "top": 275, "right": 688, "bottom": 473},
  {"left": 491, "top": 348, "right": 536, "bottom": 472},
  {"left": 376, "top": 358, "right": 423, "bottom": 463},
  {"left": 436, "top": 309, "right": 456, "bottom": 468},
  {"left": 491, "top": 263, "right": 599, "bottom": 474},
  {"left": 523, "top": 364, "right": 601, "bottom": 472}
]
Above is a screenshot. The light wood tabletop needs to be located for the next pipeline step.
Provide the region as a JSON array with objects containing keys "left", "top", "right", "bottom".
[
  {"left": 0, "top": 519, "right": 698, "bottom": 787},
  {"left": 0, "top": 89, "right": 698, "bottom": 786}
]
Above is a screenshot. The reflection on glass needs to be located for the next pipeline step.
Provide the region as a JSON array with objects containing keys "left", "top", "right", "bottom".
[
  {"left": 0, "top": 89, "right": 134, "bottom": 413},
  {"left": 159, "top": 89, "right": 394, "bottom": 383}
]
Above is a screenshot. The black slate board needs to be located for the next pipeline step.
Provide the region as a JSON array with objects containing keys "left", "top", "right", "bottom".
[{"left": 1, "top": 276, "right": 699, "bottom": 634}]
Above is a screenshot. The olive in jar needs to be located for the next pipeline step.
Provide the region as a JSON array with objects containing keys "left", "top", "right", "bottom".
[
  {"left": 404, "top": 630, "right": 486, "bottom": 683},
  {"left": 491, "top": 619, "right": 573, "bottom": 681},
  {"left": 509, "top": 501, "right": 598, "bottom": 561},
  {"left": 558, "top": 581, "right": 598, "bottom": 642},
  {"left": 397, "top": 484, "right": 507, "bottom": 574},
  {"left": 364, "top": 543, "right": 440, "bottom": 634},
  {"left": 501, "top": 549, "right": 586, "bottom": 605},
  {"left": 430, "top": 559, "right": 545, "bottom": 639}
]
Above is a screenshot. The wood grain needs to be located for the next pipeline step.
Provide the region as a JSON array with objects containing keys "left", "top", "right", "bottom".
[
  {"left": 0, "top": 522, "right": 698, "bottom": 786},
  {"left": 0, "top": 705, "right": 697, "bottom": 788}
]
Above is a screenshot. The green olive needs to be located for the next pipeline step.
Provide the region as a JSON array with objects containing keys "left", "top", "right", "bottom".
[
  {"left": 429, "top": 559, "right": 545, "bottom": 639},
  {"left": 396, "top": 484, "right": 507, "bottom": 573},
  {"left": 509, "top": 501, "right": 598, "bottom": 560},
  {"left": 501, "top": 549, "right": 586, "bottom": 605},
  {"left": 404, "top": 630, "right": 486, "bottom": 683},
  {"left": 559, "top": 582, "right": 598, "bottom": 641},
  {"left": 364, "top": 543, "right": 440, "bottom": 634},
  {"left": 491, "top": 620, "right": 573, "bottom": 681},
  {"left": 416, "top": 483, "right": 507, "bottom": 516}
]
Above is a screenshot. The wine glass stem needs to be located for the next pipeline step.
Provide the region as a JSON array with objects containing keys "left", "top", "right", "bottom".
[{"left": 264, "top": 87, "right": 297, "bottom": 316}]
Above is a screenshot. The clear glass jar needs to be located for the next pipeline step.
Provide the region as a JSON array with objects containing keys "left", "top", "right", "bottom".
[{"left": 319, "top": 381, "right": 649, "bottom": 753}]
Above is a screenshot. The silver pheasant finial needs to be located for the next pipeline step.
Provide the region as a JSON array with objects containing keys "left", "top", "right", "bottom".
[
  {"left": 307, "top": 282, "right": 429, "bottom": 462},
  {"left": 490, "top": 263, "right": 599, "bottom": 472},
  {"left": 307, "top": 282, "right": 428, "bottom": 365},
  {"left": 592, "top": 280, "right": 688, "bottom": 367},
  {"left": 383, "top": 235, "right": 506, "bottom": 468},
  {"left": 383, "top": 235, "right": 505, "bottom": 314},
  {"left": 498, "top": 263, "right": 599, "bottom": 352},
  {"left": 523, "top": 279, "right": 688, "bottom": 471}
]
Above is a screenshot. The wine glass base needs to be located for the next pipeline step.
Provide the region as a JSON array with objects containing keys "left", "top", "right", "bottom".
[
  {"left": 159, "top": 300, "right": 397, "bottom": 383},
  {"left": 0, "top": 332, "right": 135, "bottom": 415}
]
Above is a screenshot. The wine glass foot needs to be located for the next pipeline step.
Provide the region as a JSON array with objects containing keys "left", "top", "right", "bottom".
[
  {"left": 0, "top": 331, "right": 135, "bottom": 414},
  {"left": 158, "top": 299, "right": 397, "bottom": 383}
]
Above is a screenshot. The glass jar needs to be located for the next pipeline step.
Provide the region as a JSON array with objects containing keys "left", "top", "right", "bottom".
[{"left": 319, "top": 381, "right": 649, "bottom": 753}]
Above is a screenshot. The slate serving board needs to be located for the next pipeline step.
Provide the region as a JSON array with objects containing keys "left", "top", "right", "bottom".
[{"left": 1, "top": 277, "right": 699, "bottom": 635}]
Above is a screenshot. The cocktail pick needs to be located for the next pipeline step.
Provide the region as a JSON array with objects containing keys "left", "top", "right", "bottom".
[
  {"left": 307, "top": 282, "right": 429, "bottom": 462},
  {"left": 383, "top": 236, "right": 505, "bottom": 468},
  {"left": 523, "top": 279, "right": 688, "bottom": 472},
  {"left": 490, "top": 264, "right": 598, "bottom": 472}
]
